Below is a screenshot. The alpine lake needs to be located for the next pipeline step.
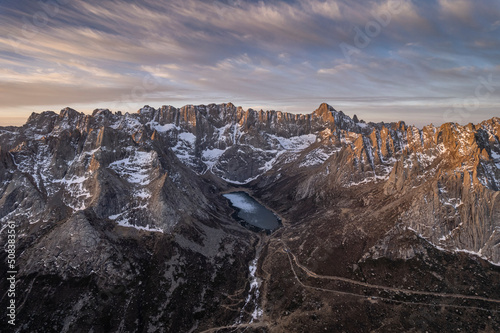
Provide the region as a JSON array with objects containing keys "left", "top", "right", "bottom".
[{"left": 223, "top": 191, "right": 281, "bottom": 233}]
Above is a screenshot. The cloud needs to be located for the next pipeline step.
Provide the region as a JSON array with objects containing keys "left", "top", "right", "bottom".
[
  {"left": 0, "top": 81, "right": 133, "bottom": 107},
  {"left": 318, "top": 63, "right": 356, "bottom": 75},
  {"left": 300, "top": 0, "right": 341, "bottom": 20},
  {"left": 0, "top": 0, "right": 499, "bottom": 126},
  {"left": 438, "top": 0, "right": 474, "bottom": 23},
  {"left": 491, "top": 20, "right": 500, "bottom": 31}
]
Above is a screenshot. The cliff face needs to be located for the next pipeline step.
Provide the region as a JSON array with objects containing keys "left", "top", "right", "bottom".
[{"left": 0, "top": 103, "right": 499, "bottom": 332}]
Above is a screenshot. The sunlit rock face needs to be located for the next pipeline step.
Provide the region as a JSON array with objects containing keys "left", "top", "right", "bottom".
[{"left": 1, "top": 103, "right": 499, "bottom": 332}]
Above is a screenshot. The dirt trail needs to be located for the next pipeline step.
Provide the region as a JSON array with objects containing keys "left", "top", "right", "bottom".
[
  {"left": 281, "top": 241, "right": 500, "bottom": 313},
  {"left": 198, "top": 321, "right": 268, "bottom": 333}
]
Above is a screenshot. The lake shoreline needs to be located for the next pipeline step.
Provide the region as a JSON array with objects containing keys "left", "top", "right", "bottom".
[
  {"left": 221, "top": 187, "right": 289, "bottom": 228},
  {"left": 223, "top": 191, "right": 282, "bottom": 234}
]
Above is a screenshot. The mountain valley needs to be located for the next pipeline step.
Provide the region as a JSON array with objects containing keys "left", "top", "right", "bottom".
[{"left": 1, "top": 102, "right": 500, "bottom": 332}]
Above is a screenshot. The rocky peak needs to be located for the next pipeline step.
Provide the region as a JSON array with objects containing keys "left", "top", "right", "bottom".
[
  {"left": 312, "top": 103, "right": 337, "bottom": 121},
  {"left": 92, "top": 108, "right": 112, "bottom": 117},
  {"left": 137, "top": 105, "right": 156, "bottom": 116},
  {"left": 27, "top": 110, "right": 57, "bottom": 124},
  {"left": 59, "top": 107, "right": 82, "bottom": 119}
]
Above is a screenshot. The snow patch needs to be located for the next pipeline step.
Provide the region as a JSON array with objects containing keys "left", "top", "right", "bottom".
[
  {"left": 108, "top": 204, "right": 163, "bottom": 233},
  {"left": 202, "top": 148, "right": 226, "bottom": 171},
  {"left": 171, "top": 131, "right": 197, "bottom": 167},
  {"left": 59, "top": 175, "right": 91, "bottom": 211},
  {"left": 235, "top": 258, "right": 263, "bottom": 324},
  {"left": 110, "top": 115, "right": 143, "bottom": 133},
  {"left": 113, "top": 216, "right": 163, "bottom": 233},
  {"left": 151, "top": 123, "right": 179, "bottom": 133},
  {"left": 223, "top": 193, "right": 258, "bottom": 213},
  {"left": 108, "top": 150, "right": 156, "bottom": 185},
  {"left": 268, "top": 134, "right": 316, "bottom": 152},
  {"left": 178, "top": 132, "right": 196, "bottom": 144},
  {"left": 299, "top": 146, "right": 340, "bottom": 167},
  {"left": 442, "top": 198, "right": 463, "bottom": 210}
]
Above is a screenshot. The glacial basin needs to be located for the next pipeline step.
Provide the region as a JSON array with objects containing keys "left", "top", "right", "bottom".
[{"left": 223, "top": 191, "right": 281, "bottom": 233}]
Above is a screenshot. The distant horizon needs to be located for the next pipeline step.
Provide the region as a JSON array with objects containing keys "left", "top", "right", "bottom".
[{"left": 1, "top": 101, "right": 497, "bottom": 129}]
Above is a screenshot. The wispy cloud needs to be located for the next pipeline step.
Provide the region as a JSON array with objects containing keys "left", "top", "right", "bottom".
[{"left": 0, "top": 0, "right": 499, "bottom": 127}]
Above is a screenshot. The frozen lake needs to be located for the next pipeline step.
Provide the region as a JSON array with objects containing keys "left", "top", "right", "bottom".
[{"left": 223, "top": 191, "right": 280, "bottom": 231}]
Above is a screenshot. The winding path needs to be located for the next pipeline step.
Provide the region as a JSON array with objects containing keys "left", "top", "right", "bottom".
[
  {"left": 198, "top": 322, "right": 268, "bottom": 333},
  {"left": 199, "top": 239, "right": 500, "bottom": 332},
  {"left": 281, "top": 242, "right": 500, "bottom": 312}
]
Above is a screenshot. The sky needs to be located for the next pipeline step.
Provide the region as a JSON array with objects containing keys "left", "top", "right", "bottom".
[{"left": 0, "top": 0, "right": 499, "bottom": 127}]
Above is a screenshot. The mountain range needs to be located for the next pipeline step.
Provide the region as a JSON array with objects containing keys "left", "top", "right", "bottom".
[{"left": 1, "top": 102, "right": 499, "bottom": 332}]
